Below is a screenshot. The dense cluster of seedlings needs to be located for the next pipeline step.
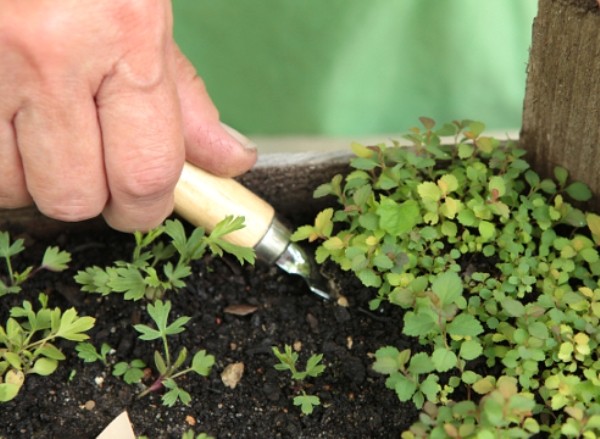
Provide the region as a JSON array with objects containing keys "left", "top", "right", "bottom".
[{"left": 294, "top": 118, "right": 600, "bottom": 437}]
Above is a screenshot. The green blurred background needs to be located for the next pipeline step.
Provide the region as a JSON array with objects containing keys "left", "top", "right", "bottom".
[{"left": 173, "top": 1, "right": 537, "bottom": 136}]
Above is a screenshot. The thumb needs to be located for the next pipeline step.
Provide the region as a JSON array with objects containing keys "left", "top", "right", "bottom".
[{"left": 172, "top": 43, "right": 257, "bottom": 177}]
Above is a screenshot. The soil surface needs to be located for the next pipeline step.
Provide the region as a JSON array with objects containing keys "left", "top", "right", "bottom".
[{"left": 0, "top": 222, "right": 416, "bottom": 438}]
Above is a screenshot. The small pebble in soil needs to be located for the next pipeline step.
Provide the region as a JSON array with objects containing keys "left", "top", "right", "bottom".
[
  {"left": 221, "top": 362, "right": 245, "bottom": 389},
  {"left": 293, "top": 340, "right": 302, "bottom": 351},
  {"left": 337, "top": 295, "right": 349, "bottom": 307},
  {"left": 333, "top": 305, "right": 351, "bottom": 323},
  {"left": 346, "top": 335, "right": 354, "bottom": 349},
  {"left": 82, "top": 400, "right": 96, "bottom": 411},
  {"left": 306, "top": 312, "right": 319, "bottom": 333},
  {"left": 94, "top": 376, "right": 104, "bottom": 387},
  {"left": 185, "top": 415, "right": 196, "bottom": 426}
]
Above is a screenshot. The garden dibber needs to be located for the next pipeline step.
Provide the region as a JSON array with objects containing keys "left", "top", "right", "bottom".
[{"left": 174, "top": 161, "right": 332, "bottom": 301}]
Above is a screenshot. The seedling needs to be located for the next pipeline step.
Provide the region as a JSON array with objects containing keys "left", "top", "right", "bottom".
[
  {"left": 112, "top": 359, "right": 146, "bottom": 384},
  {"left": 272, "top": 344, "right": 325, "bottom": 415},
  {"left": 0, "top": 293, "right": 95, "bottom": 402},
  {"left": 295, "top": 117, "right": 600, "bottom": 435},
  {"left": 134, "top": 300, "right": 214, "bottom": 406},
  {"left": 0, "top": 231, "right": 70, "bottom": 296},
  {"left": 293, "top": 391, "right": 321, "bottom": 416},
  {"left": 181, "top": 431, "right": 214, "bottom": 439},
  {"left": 75, "top": 342, "right": 112, "bottom": 365},
  {"left": 75, "top": 217, "right": 254, "bottom": 301}
]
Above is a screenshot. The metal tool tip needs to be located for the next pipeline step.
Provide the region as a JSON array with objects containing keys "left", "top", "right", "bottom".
[{"left": 275, "top": 242, "right": 334, "bottom": 301}]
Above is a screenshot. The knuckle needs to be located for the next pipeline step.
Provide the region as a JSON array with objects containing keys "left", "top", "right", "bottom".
[
  {"left": 35, "top": 192, "right": 105, "bottom": 222},
  {"left": 0, "top": 191, "right": 31, "bottom": 209},
  {"left": 39, "top": 202, "right": 103, "bottom": 223},
  {"left": 117, "top": 157, "right": 181, "bottom": 200}
]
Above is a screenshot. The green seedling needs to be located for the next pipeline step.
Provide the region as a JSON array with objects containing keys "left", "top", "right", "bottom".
[
  {"left": 113, "top": 359, "right": 146, "bottom": 384},
  {"left": 272, "top": 344, "right": 325, "bottom": 415},
  {"left": 75, "top": 217, "right": 254, "bottom": 301},
  {"left": 181, "top": 431, "right": 215, "bottom": 439},
  {"left": 273, "top": 345, "right": 326, "bottom": 380},
  {"left": 134, "top": 300, "right": 214, "bottom": 407},
  {"left": 0, "top": 231, "right": 70, "bottom": 296},
  {"left": 293, "top": 391, "right": 321, "bottom": 416},
  {"left": 0, "top": 293, "right": 95, "bottom": 402},
  {"left": 75, "top": 342, "right": 112, "bottom": 365},
  {"left": 296, "top": 117, "right": 600, "bottom": 436}
]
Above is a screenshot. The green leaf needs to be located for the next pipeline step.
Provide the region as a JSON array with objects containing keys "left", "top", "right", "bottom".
[
  {"left": 357, "top": 269, "right": 381, "bottom": 288},
  {"left": 586, "top": 213, "right": 600, "bottom": 245},
  {"left": 191, "top": 350, "right": 215, "bottom": 376},
  {"left": 372, "top": 253, "right": 394, "bottom": 270},
  {"left": 0, "top": 382, "right": 21, "bottom": 402},
  {"left": 478, "top": 221, "right": 496, "bottom": 240},
  {"left": 31, "top": 357, "right": 58, "bottom": 376},
  {"left": 438, "top": 174, "right": 458, "bottom": 195},
  {"left": 459, "top": 340, "right": 483, "bottom": 361},
  {"left": 373, "top": 347, "right": 408, "bottom": 375},
  {"left": 76, "top": 342, "right": 102, "bottom": 363},
  {"left": 351, "top": 141, "right": 374, "bottom": 158},
  {"left": 417, "top": 182, "right": 442, "bottom": 203},
  {"left": 377, "top": 198, "right": 421, "bottom": 236},
  {"left": 0, "top": 232, "right": 25, "bottom": 259},
  {"left": 55, "top": 309, "right": 95, "bottom": 341},
  {"left": 419, "top": 116, "right": 436, "bottom": 130},
  {"left": 293, "top": 393, "right": 321, "bottom": 415},
  {"left": 488, "top": 176, "right": 506, "bottom": 197},
  {"left": 110, "top": 266, "right": 147, "bottom": 300},
  {"left": 554, "top": 166, "right": 568, "bottom": 186},
  {"left": 154, "top": 351, "right": 168, "bottom": 375},
  {"left": 161, "top": 378, "right": 191, "bottom": 407},
  {"left": 419, "top": 374, "right": 440, "bottom": 402},
  {"left": 502, "top": 299, "right": 525, "bottom": 318},
  {"left": 123, "top": 367, "right": 145, "bottom": 384},
  {"left": 41, "top": 246, "right": 71, "bottom": 272},
  {"left": 565, "top": 181, "right": 592, "bottom": 201},
  {"left": 290, "top": 225, "right": 317, "bottom": 242},
  {"left": 431, "top": 348, "right": 457, "bottom": 372},
  {"left": 165, "top": 316, "right": 191, "bottom": 336},
  {"left": 305, "top": 354, "right": 326, "bottom": 378},
  {"left": 392, "top": 374, "right": 418, "bottom": 402},
  {"left": 134, "top": 322, "right": 161, "bottom": 342},
  {"left": 36, "top": 344, "right": 65, "bottom": 361},
  {"left": 447, "top": 313, "right": 484, "bottom": 337},
  {"left": 467, "top": 121, "right": 486, "bottom": 138},
  {"left": 408, "top": 352, "right": 435, "bottom": 375},
  {"left": 173, "top": 347, "right": 188, "bottom": 370},
  {"left": 314, "top": 208, "right": 334, "bottom": 237},
  {"left": 403, "top": 310, "right": 437, "bottom": 337},
  {"left": 431, "top": 272, "right": 463, "bottom": 307},
  {"left": 209, "top": 215, "right": 245, "bottom": 240}
]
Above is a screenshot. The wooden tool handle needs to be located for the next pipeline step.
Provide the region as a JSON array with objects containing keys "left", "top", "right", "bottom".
[{"left": 173, "top": 162, "right": 275, "bottom": 248}]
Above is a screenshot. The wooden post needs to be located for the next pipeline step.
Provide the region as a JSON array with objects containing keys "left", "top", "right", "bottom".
[{"left": 521, "top": 0, "right": 600, "bottom": 206}]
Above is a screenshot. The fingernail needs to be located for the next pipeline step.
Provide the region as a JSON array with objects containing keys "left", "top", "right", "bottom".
[{"left": 220, "top": 122, "right": 257, "bottom": 151}]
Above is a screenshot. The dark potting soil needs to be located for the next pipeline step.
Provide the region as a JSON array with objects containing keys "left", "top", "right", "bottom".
[{"left": 0, "top": 224, "right": 417, "bottom": 439}]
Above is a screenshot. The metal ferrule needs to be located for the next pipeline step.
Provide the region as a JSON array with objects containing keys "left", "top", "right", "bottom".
[
  {"left": 253, "top": 217, "right": 292, "bottom": 265},
  {"left": 253, "top": 217, "right": 331, "bottom": 301}
]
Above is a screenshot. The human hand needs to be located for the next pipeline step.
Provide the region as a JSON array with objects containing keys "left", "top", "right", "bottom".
[{"left": 0, "top": 0, "right": 257, "bottom": 231}]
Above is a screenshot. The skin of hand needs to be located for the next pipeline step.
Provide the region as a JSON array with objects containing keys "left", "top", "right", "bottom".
[{"left": 0, "top": 0, "right": 257, "bottom": 231}]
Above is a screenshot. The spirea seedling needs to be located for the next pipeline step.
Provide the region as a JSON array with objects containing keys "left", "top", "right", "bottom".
[
  {"left": 75, "top": 217, "right": 254, "bottom": 301},
  {"left": 272, "top": 344, "right": 325, "bottom": 415},
  {"left": 294, "top": 117, "right": 600, "bottom": 436},
  {"left": 134, "top": 300, "right": 214, "bottom": 407},
  {"left": 0, "top": 293, "right": 95, "bottom": 402},
  {"left": 0, "top": 231, "right": 70, "bottom": 296}
]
